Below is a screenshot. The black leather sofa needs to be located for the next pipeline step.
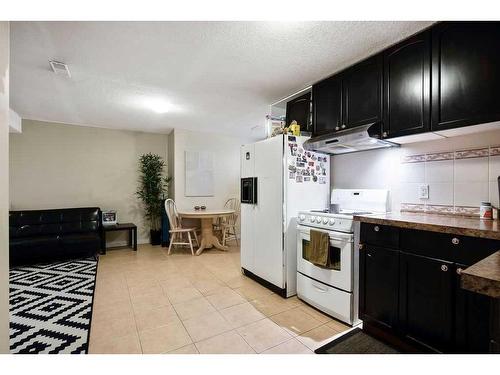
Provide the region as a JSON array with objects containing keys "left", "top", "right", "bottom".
[{"left": 9, "top": 207, "right": 102, "bottom": 266}]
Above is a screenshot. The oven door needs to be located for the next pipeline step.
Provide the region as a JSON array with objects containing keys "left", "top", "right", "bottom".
[{"left": 297, "top": 225, "right": 353, "bottom": 292}]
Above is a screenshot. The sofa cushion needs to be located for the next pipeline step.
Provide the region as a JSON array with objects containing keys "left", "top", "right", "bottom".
[
  {"left": 9, "top": 236, "right": 61, "bottom": 266},
  {"left": 60, "top": 233, "right": 100, "bottom": 255}
]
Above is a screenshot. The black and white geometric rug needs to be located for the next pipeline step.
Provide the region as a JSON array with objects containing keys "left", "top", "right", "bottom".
[{"left": 9, "top": 258, "right": 98, "bottom": 354}]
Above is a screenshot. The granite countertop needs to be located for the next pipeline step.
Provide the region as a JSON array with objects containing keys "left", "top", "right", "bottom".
[
  {"left": 461, "top": 251, "right": 500, "bottom": 298},
  {"left": 353, "top": 212, "right": 500, "bottom": 241}
]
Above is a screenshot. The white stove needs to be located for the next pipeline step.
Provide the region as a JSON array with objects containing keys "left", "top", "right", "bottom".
[
  {"left": 296, "top": 189, "right": 390, "bottom": 325},
  {"left": 297, "top": 210, "right": 362, "bottom": 233}
]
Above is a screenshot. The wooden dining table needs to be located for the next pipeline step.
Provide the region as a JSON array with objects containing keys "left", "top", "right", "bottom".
[{"left": 177, "top": 209, "right": 235, "bottom": 256}]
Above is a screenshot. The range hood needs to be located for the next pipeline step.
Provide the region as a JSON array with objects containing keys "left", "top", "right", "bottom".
[{"left": 303, "top": 123, "right": 399, "bottom": 155}]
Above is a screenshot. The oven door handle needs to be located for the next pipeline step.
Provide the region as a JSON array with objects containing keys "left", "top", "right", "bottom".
[
  {"left": 297, "top": 226, "right": 353, "bottom": 243},
  {"left": 311, "top": 282, "right": 328, "bottom": 293}
]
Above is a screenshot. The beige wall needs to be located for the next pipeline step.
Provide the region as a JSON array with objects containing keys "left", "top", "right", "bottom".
[
  {"left": 10, "top": 120, "right": 169, "bottom": 245},
  {"left": 173, "top": 128, "right": 242, "bottom": 210},
  {"left": 172, "top": 128, "right": 242, "bottom": 232},
  {"left": 0, "top": 21, "right": 10, "bottom": 353},
  {"left": 167, "top": 130, "right": 175, "bottom": 199}
]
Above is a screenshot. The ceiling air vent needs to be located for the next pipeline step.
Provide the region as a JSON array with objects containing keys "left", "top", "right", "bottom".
[{"left": 49, "top": 60, "right": 71, "bottom": 78}]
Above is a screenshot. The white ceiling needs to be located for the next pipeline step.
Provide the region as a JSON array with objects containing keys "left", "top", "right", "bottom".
[{"left": 10, "top": 21, "right": 433, "bottom": 139}]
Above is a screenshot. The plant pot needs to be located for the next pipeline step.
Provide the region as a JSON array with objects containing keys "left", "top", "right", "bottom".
[{"left": 150, "top": 229, "right": 162, "bottom": 246}]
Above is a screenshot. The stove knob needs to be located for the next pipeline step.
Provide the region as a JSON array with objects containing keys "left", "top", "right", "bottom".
[
  {"left": 299, "top": 214, "right": 305, "bottom": 222},
  {"left": 316, "top": 217, "right": 322, "bottom": 223},
  {"left": 329, "top": 218, "right": 335, "bottom": 225},
  {"left": 322, "top": 217, "right": 329, "bottom": 224},
  {"left": 310, "top": 216, "right": 316, "bottom": 223}
]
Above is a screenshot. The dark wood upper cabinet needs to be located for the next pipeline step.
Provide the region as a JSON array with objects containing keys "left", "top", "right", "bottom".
[
  {"left": 312, "top": 76, "right": 342, "bottom": 136},
  {"left": 431, "top": 22, "right": 500, "bottom": 131},
  {"left": 285, "top": 92, "right": 311, "bottom": 131},
  {"left": 343, "top": 54, "right": 383, "bottom": 130},
  {"left": 311, "top": 22, "right": 500, "bottom": 139},
  {"left": 399, "top": 252, "right": 454, "bottom": 352},
  {"left": 383, "top": 31, "right": 431, "bottom": 138}
]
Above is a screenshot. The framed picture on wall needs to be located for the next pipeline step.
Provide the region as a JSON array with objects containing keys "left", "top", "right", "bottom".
[{"left": 185, "top": 150, "right": 215, "bottom": 197}]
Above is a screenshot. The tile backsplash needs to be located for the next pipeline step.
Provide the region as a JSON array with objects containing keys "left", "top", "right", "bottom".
[{"left": 400, "top": 146, "right": 500, "bottom": 216}]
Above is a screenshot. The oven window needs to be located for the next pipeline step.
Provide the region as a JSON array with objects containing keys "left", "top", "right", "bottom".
[{"left": 302, "top": 239, "right": 341, "bottom": 270}]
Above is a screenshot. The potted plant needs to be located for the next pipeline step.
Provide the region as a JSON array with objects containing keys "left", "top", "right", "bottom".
[{"left": 136, "top": 153, "right": 172, "bottom": 245}]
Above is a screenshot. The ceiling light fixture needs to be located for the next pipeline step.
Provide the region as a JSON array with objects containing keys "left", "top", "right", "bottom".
[
  {"left": 144, "top": 98, "right": 171, "bottom": 114},
  {"left": 49, "top": 60, "right": 71, "bottom": 78}
]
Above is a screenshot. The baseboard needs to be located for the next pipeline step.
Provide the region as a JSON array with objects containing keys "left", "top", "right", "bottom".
[
  {"left": 105, "top": 238, "right": 149, "bottom": 249},
  {"left": 241, "top": 268, "right": 287, "bottom": 298}
]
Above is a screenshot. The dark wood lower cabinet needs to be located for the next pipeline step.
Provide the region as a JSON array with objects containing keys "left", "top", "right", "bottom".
[
  {"left": 359, "top": 223, "right": 496, "bottom": 353},
  {"left": 399, "top": 252, "right": 454, "bottom": 352},
  {"left": 454, "top": 265, "right": 491, "bottom": 353},
  {"left": 359, "top": 245, "right": 399, "bottom": 330},
  {"left": 491, "top": 300, "right": 500, "bottom": 353}
]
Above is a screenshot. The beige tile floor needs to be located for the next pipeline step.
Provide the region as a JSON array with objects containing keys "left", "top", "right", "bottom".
[{"left": 89, "top": 243, "right": 350, "bottom": 354}]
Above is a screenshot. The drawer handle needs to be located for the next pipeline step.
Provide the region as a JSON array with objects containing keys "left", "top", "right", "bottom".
[
  {"left": 374, "top": 226, "right": 380, "bottom": 232},
  {"left": 451, "top": 237, "right": 460, "bottom": 245},
  {"left": 441, "top": 265, "right": 448, "bottom": 272},
  {"left": 312, "top": 283, "right": 328, "bottom": 293}
]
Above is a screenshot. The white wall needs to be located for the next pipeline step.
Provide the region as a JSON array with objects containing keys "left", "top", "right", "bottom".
[
  {"left": 172, "top": 128, "right": 243, "bottom": 229},
  {"left": 331, "top": 128, "right": 500, "bottom": 213},
  {"left": 0, "top": 21, "right": 10, "bottom": 354},
  {"left": 10, "top": 120, "right": 169, "bottom": 246},
  {"left": 9, "top": 108, "right": 21, "bottom": 133}
]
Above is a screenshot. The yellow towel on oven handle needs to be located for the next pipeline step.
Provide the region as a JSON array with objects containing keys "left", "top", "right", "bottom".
[{"left": 308, "top": 229, "right": 330, "bottom": 267}]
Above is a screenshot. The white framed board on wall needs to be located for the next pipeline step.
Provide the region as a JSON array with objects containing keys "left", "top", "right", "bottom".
[{"left": 185, "top": 151, "right": 214, "bottom": 197}]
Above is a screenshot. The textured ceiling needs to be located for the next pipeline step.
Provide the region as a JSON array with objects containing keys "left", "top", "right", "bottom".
[{"left": 10, "top": 21, "right": 433, "bottom": 139}]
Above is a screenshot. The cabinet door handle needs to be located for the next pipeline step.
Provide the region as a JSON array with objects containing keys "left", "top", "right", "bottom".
[
  {"left": 335, "top": 126, "right": 340, "bottom": 131},
  {"left": 367, "top": 253, "right": 372, "bottom": 258},
  {"left": 452, "top": 237, "right": 460, "bottom": 245},
  {"left": 441, "top": 265, "right": 448, "bottom": 272},
  {"left": 358, "top": 243, "right": 364, "bottom": 250},
  {"left": 456, "top": 267, "right": 463, "bottom": 275},
  {"left": 374, "top": 225, "right": 380, "bottom": 232},
  {"left": 382, "top": 131, "right": 388, "bottom": 138},
  {"left": 341, "top": 124, "right": 346, "bottom": 129}
]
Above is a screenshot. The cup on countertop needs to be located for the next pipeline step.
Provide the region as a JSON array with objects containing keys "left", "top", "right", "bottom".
[{"left": 480, "top": 202, "right": 493, "bottom": 220}]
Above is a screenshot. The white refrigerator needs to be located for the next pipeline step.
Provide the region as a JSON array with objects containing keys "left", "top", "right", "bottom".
[{"left": 240, "top": 134, "right": 330, "bottom": 297}]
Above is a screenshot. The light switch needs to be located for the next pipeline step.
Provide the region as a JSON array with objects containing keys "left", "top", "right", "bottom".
[{"left": 418, "top": 184, "right": 429, "bottom": 199}]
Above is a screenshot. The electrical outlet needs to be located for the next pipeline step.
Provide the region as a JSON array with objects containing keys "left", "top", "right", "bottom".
[{"left": 418, "top": 184, "right": 429, "bottom": 199}]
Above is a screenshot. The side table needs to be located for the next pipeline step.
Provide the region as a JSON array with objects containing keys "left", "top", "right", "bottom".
[{"left": 102, "top": 223, "right": 137, "bottom": 254}]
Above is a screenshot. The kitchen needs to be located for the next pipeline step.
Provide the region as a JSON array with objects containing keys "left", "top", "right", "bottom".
[{"left": 241, "top": 21, "right": 500, "bottom": 354}]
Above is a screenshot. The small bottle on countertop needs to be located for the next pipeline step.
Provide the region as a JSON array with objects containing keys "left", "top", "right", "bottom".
[{"left": 480, "top": 201, "right": 493, "bottom": 220}]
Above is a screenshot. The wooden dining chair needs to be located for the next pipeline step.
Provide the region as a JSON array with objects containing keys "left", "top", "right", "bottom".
[
  {"left": 216, "top": 198, "right": 240, "bottom": 247},
  {"left": 164, "top": 199, "right": 199, "bottom": 255}
]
